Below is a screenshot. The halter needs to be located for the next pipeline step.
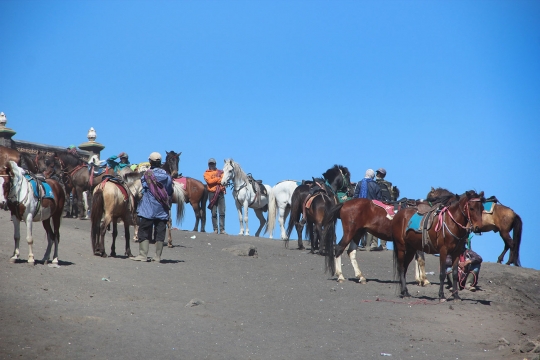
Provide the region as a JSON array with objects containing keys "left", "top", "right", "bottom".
[{"left": 434, "top": 197, "right": 482, "bottom": 240}]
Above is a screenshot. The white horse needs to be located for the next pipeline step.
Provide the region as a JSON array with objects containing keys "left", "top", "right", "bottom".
[
  {"left": 0, "top": 161, "right": 66, "bottom": 264},
  {"left": 265, "top": 180, "right": 298, "bottom": 240},
  {"left": 221, "top": 159, "right": 272, "bottom": 237}
]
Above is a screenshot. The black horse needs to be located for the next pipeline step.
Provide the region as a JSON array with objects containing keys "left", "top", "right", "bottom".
[{"left": 285, "top": 165, "right": 353, "bottom": 253}]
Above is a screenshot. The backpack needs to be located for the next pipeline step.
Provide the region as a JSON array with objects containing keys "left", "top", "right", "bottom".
[{"left": 377, "top": 179, "right": 393, "bottom": 202}]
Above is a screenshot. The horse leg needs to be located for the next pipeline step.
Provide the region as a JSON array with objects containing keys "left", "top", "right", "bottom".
[
  {"left": 191, "top": 200, "right": 200, "bottom": 232},
  {"left": 499, "top": 230, "right": 514, "bottom": 265},
  {"left": 348, "top": 249, "right": 367, "bottom": 284},
  {"left": 335, "top": 253, "right": 345, "bottom": 282},
  {"left": 279, "top": 205, "right": 290, "bottom": 240},
  {"left": 110, "top": 220, "right": 118, "bottom": 257},
  {"left": 243, "top": 203, "right": 250, "bottom": 236},
  {"left": 414, "top": 251, "right": 430, "bottom": 286},
  {"left": 395, "top": 243, "right": 410, "bottom": 298},
  {"left": 76, "top": 187, "right": 86, "bottom": 220},
  {"left": 236, "top": 202, "right": 244, "bottom": 235},
  {"left": 295, "top": 221, "right": 305, "bottom": 250},
  {"left": 133, "top": 224, "right": 139, "bottom": 241},
  {"left": 10, "top": 216, "right": 21, "bottom": 263},
  {"left": 83, "top": 191, "right": 89, "bottom": 219},
  {"left": 25, "top": 216, "right": 35, "bottom": 265},
  {"left": 51, "top": 209, "right": 61, "bottom": 264},
  {"left": 123, "top": 217, "right": 133, "bottom": 257},
  {"left": 41, "top": 219, "right": 54, "bottom": 264},
  {"left": 448, "top": 256, "right": 461, "bottom": 302},
  {"left": 97, "top": 216, "right": 110, "bottom": 257},
  {"left": 254, "top": 209, "right": 266, "bottom": 237},
  {"left": 400, "top": 248, "right": 416, "bottom": 297}
]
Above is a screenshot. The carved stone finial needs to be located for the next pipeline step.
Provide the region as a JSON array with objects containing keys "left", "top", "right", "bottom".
[
  {"left": 87, "top": 127, "right": 97, "bottom": 142},
  {"left": 0, "top": 112, "right": 7, "bottom": 128}
]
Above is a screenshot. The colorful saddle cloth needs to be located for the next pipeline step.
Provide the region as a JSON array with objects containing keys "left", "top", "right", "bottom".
[
  {"left": 173, "top": 176, "right": 187, "bottom": 190},
  {"left": 24, "top": 175, "right": 54, "bottom": 200},
  {"left": 372, "top": 200, "right": 395, "bottom": 219},
  {"left": 483, "top": 201, "right": 495, "bottom": 214},
  {"left": 406, "top": 212, "right": 423, "bottom": 232},
  {"left": 99, "top": 176, "right": 129, "bottom": 201}
]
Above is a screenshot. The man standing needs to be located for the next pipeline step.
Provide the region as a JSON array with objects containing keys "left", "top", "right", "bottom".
[
  {"left": 131, "top": 152, "right": 173, "bottom": 263},
  {"left": 374, "top": 168, "right": 396, "bottom": 250},
  {"left": 351, "top": 169, "right": 381, "bottom": 251},
  {"left": 204, "top": 158, "right": 226, "bottom": 234}
]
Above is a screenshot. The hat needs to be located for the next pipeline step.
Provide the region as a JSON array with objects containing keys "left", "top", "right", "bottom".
[
  {"left": 118, "top": 152, "right": 128, "bottom": 159},
  {"left": 67, "top": 145, "right": 76, "bottom": 149},
  {"left": 149, "top": 152, "right": 162, "bottom": 161},
  {"left": 376, "top": 168, "right": 386, "bottom": 176},
  {"left": 208, "top": 158, "right": 216, "bottom": 164}
]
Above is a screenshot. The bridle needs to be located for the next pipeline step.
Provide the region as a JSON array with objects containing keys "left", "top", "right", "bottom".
[{"left": 435, "top": 197, "right": 482, "bottom": 240}]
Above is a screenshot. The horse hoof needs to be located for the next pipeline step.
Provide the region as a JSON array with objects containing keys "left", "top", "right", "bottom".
[
  {"left": 439, "top": 298, "right": 446, "bottom": 303},
  {"left": 167, "top": 244, "right": 173, "bottom": 248},
  {"left": 101, "top": 253, "right": 108, "bottom": 258},
  {"left": 110, "top": 252, "right": 116, "bottom": 258},
  {"left": 359, "top": 278, "right": 367, "bottom": 284},
  {"left": 9, "top": 257, "right": 18, "bottom": 263},
  {"left": 337, "top": 279, "right": 345, "bottom": 283},
  {"left": 52, "top": 258, "right": 58, "bottom": 264}
]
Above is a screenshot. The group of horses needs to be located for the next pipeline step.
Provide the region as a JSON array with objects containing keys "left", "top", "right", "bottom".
[{"left": 0, "top": 145, "right": 523, "bottom": 301}]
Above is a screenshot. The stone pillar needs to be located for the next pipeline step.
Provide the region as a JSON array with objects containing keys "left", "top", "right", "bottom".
[
  {"left": 78, "top": 127, "right": 105, "bottom": 160},
  {"left": 0, "top": 112, "right": 16, "bottom": 148}
]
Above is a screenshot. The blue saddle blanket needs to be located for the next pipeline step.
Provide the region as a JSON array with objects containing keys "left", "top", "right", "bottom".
[
  {"left": 88, "top": 164, "right": 108, "bottom": 176},
  {"left": 24, "top": 175, "right": 54, "bottom": 200},
  {"left": 406, "top": 213, "right": 423, "bottom": 232},
  {"left": 483, "top": 201, "right": 495, "bottom": 213}
]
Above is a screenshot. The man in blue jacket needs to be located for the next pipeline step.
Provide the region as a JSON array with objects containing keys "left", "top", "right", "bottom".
[
  {"left": 352, "top": 169, "right": 382, "bottom": 251},
  {"left": 131, "top": 152, "right": 173, "bottom": 263}
]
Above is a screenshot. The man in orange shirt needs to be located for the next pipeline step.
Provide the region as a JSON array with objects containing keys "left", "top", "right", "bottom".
[{"left": 204, "top": 158, "right": 226, "bottom": 234}]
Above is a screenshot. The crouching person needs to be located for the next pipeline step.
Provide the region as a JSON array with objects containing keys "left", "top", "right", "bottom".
[
  {"left": 446, "top": 240, "right": 483, "bottom": 292},
  {"left": 131, "top": 152, "right": 173, "bottom": 263}
]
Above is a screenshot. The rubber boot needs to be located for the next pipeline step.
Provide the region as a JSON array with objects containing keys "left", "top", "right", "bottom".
[
  {"left": 130, "top": 240, "right": 149, "bottom": 261},
  {"left": 153, "top": 241, "right": 164, "bottom": 263},
  {"left": 464, "top": 273, "right": 476, "bottom": 291}
]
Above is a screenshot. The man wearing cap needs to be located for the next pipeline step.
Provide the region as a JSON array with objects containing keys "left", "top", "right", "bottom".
[
  {"left": 374, "top": 168, "right": 397, "bottom": 250},
  {"left": 106, "top": 152, "right": 131, "bottom": 173},
  {"left": 204, "top": 158, "right": 226, "bottom": 234},
  {"left": 351, "top": 169, "right": 381, "bottom": 252},
  {"left": 131, "top": 152, "right": 173, "bottom": 263}
]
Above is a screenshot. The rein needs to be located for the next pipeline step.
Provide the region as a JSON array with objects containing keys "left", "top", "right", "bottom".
[{"left": 434, "top": 198, "right": 482, "bottom": 240}]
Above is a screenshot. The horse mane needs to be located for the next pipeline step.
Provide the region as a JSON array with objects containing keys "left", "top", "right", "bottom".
[
  {"left": 226, "top": 159, "right": 248, "bottom": 182},
  {"left": 322, "top": 164, "right": 350, "bottom": 192},
  {"left": 425, "top": 187, "right": 457, "bottom": 206}
]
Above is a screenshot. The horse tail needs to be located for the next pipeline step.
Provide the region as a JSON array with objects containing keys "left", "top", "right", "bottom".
[
  {"left": 90, "top": 189, "right": 104, "bottom": 254},
  {"left": 172, "top": 182, "right": 185, "bottom": 226},
  {"left": 512, "top": 213, "right": 523, "bottom": 266},
  {"left": 285, "top": 190, "right": 303, "bottom": 247},
  {"left": 264, "top": 187, "right": 276, "bottom": 237},
  {"left": 323, "top": 204, "right": 343, "bottom": 275},
  {"left": 324, "top": 220, "right": 336, "bottom": 275}
]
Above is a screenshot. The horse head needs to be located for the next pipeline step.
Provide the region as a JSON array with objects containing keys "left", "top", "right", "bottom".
[
  {"left": 0, "top": 161, "right": 20, "bottom": 207},
  {"left": 322, "top": 164, "right": 351, "bottom": 193},
  {"left": 464, "top": 190, "right": 485, "bottom": 233},
  {"left": 164, "top": 151, "right": 181, "bottom": 178},
  {"left": 221, "top": 159, "right": 235, "bottom": 187}
]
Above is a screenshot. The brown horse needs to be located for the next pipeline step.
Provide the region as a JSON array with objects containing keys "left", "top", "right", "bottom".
[
  {"left": 90, "top": 178, "right": 136, "bottom": 257},
  {"left": 163, "top": 151, "right": 208, "bottom": 233},
  {"left": 427, "top": 187, "right": 523, "bottom": 266},
  {"left": 0, "top": 161, "right": 66, "bottom": 264},
  {"left": 0, "top": 145, "right": 40, "bottom": 174},
  {"left": 323, "top": 198, "right": 395, "bottom": 283},
  {"left": 52, "top": 150, "right": 115, "bottom": 219},
  {"left": 392, "top": 190, "right": 484, "bottom": 301}
]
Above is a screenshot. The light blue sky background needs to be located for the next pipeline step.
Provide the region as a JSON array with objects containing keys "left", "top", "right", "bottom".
[{"left": 1, "top": 1, "right": 539, "bottom": 269}]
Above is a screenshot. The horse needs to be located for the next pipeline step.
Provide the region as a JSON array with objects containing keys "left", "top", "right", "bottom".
[
  {"left": 163, "top": 151, "right": 207, "bottom": 233},
  {"left": 391, "top": 190, "right": 484, "bottom": 301},
  {"left": 322, "top": 198, "right": 397, "bottom": 283},
  {"left": 0, "top": 146, "right": 40, "bottom": 175},
  {"left": 52, "top": 150, "right": 115, "bottom": 219},
  {"left": 0, "top": 161, "right": 66, "bottom": 264},
  {"left": 220, "top": 159, "right": 272, "bottom": 237},
  {"left": 285, "top": 165, "right": 353, "bottom": 251},
  {"left": 265, "top": 180, "right": 298, "bottom": 240}
]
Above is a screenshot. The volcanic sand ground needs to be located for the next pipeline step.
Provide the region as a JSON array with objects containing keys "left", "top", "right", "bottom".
[{"left": 1, "top": 213, "right": 539, "bottom": 360}]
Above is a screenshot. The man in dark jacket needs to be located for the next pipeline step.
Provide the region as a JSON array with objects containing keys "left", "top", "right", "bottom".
[
  {"left": 351, "top": 169, "right": 381, "bottom": 251},
  {"left": 131, "top": 152, "right": 173, "bottom": 263},
  {"left": 374, "top": 168, "right": 395, "bottom": 250},
  {"left": 446, "top": 240, "right": 483, "bottom": 291}
]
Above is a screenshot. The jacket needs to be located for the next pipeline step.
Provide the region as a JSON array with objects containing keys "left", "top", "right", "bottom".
[
  {"left": 376, "top": 178, "right": 394, "bottom": 201},
  {"left": 137, "top": 167, "right": 173, "bottom": 220},
  {"left": 204, "top": 169, "right": 226, "bottom": 194},
  {"left": 353, "top": 179, "right": 381, "bottom": 200}
]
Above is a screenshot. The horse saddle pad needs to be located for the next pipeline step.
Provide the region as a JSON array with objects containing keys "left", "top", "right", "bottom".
[
  {"left": 372, "top": 200, "right": 395, "bottom": 219},
  {"left": 406, "top": 213, "right": 424, "bottom": 232},
  {"left": 24, "top": 175, "right": 54, "bottom": 200},
  {"left": 100, "top": 176, "right": 129, "bottom": 201},
  {"left": 173, "top": 177, "right": 187, "bottom": 189},
  {"left": 483, "top": 201, "right": 495, "bottom": 214},
  {"left": 250, "top": 178, "right": 267, "bottom": 196}
]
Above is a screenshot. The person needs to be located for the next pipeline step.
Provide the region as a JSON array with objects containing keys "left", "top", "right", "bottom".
[
  {"left": 106, "top": 152, "right": 131, "bottom": 173},
  {"left": 374, "top": 168, "right": 395, "bottom": 250},
  {"left": 351, "top": 169, "right": 381, "bottom": 251},
  {"left": 446, "top": 237, "right": 483, "bottom": 291},
  {"left": 131, "top": 152, "right": 173, "bottom": 263},
  {"left": 204, "top": 158, "right": 226, "bottom": 234}
]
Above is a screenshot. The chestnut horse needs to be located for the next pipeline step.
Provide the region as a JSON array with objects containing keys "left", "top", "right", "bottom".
[
  {"left": 0, "top": 145, "right": 40, "bottom": 174},
  {"left": 163, "top": 151, "right": 207, "bottom": 233},
  {"left": 392, "top": 190, "right": 484, "bottom": 301},
  {"left": 0, "top": 161, "right": 66, "bottom": 264}
]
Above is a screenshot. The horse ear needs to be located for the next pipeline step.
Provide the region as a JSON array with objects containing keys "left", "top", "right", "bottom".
[
  {"left": 479, "top": 191, "right": 484, "bottom": 198},
  {"left": 166, "top": 151, "right": 170, "bottom": 155},
  {"left": 431, "top": 186, "right": 435, "bottom": 191},
  {"left": 179, "top": 152, "right": 182, "bottom": 156}
]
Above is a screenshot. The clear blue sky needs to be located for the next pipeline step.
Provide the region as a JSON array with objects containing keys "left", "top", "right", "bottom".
[{"left": 1, "top": 1, "right": 539, "bottom": 269}]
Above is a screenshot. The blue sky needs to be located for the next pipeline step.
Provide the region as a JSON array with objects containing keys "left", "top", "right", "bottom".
[{"left": 1, "top": 1, "right": 539, "bottom": 269}]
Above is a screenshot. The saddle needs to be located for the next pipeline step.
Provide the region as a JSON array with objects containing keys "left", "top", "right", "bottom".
[
  {"left": 99, "top": 175, "right": 130, "bottom": 201},
  {"left": 173, "top": 176, "right": 188, "bottom": 190},
  {"left": 24, "top": 174, "right": 55, "bottom": 200},
  {"left": 247, "top": 174, "right": 267, "bottom": 197}
]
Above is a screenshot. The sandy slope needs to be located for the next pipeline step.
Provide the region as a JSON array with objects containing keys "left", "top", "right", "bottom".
[{"left": 0, "top": 213, "right": 539, "bottom": 360}]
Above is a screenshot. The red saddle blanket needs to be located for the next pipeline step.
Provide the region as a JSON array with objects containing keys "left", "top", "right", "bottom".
[
  {"left": 372, "top": 200, "right": 395, "bottom": 219},
  {"left": 99, "top": 178, "right": 129, "bottom": 201},
  {"left": 173, "top": 177, "right": 187, "bottom": 189}
]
